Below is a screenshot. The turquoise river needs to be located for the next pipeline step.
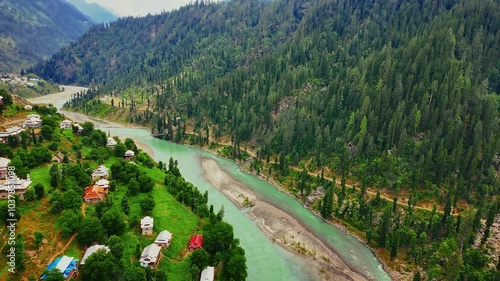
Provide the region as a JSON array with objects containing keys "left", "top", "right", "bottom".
[{"left": 29, "top": 87, "right": 392, "bottom": 281}]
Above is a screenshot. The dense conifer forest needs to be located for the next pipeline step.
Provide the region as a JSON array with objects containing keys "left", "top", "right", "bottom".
[
  {"left": 0, "top": 0, "right": 93, "bottom": 72},
  {"left": 31, "top": 0, "right": 499, "bottom": 279}
]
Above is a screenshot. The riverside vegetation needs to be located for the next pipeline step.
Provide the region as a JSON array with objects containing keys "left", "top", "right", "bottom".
[
  {"left": 30, "top": 0, "right": 499, "bottom": 279},
  {"left": 0, "top": 95, "right": 247, "bottom": 281}
]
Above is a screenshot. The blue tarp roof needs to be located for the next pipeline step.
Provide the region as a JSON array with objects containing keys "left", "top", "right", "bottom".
[{"left": 40, "top": 256, "right": 78, "bottom": 280}]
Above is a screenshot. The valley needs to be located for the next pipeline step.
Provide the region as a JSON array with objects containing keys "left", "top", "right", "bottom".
[
  {"left": 28, "top": 86, "right": 393, "bottom": 280},
  {"left": 0, "top": 0, "right": 499, "bottom": 280}
]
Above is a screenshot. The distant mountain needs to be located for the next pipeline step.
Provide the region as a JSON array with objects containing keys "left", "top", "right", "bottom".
[
  {"left": 0, "top": 0, "right": 93, "bottom": 73},
  {"left": 66, "top": 0, "right": 118, "bottom": 23}
]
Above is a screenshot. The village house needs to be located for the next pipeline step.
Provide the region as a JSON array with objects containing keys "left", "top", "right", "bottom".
[
  {"left": 41, "top": 256, "right": 79, "bottom": 280},
  {"left": 73, "top": 123, "right": 84, "bottom": 134},
  {"left": 189, "top": 234, "right": 203, "bottom": 250},
  {"left": 106, "top": 137, "right": 117, "bottom": 149},
  {"left": 0, "top": 126, "right": 24, "bottom": 142},
  {"left": 60, "top": 119, "right": 73, "bottom": 129},
  {"left": 22, "top": 114, "right": 42, "bottom": 129},
  {"left": 83, "top": 183, "right": 108, "bottom": 204},
  {"left": 124, "top": 150, "right": 135, "bottom": 160},
  {"left": 91, "top": 165, "right": 109, "bottom": 181},
  {"left": 154, "top": 230, "right": 173, "bottom": 248},
  {"left": 139, "top": 244, "right": 162, "bottom": 268},
  {"left": 83, "top": 179, "right": 109, "bottom": 204},
  {"left": 141, "top": 216, "right": 154, "bottom": 236},
  {"left": 83, "top": 189, "right": 104, "bottom": 204},
  {"left": 0, "top": 157, "right": 10, "bottom": 179},
  {"left": 94, "top": 179, "right": 110, "bottom": 191},
  {"left": 80, "top": 245, "right": 110, "bottom": 265},
  {"left": 0, "top": 174, "right": 32, "bottom": 200},
  {"left": 24, "top": 105, "right": 33, "bottom": 111},
  {"left": 200, "top": 266, "right": 215, "bottom": 281}
]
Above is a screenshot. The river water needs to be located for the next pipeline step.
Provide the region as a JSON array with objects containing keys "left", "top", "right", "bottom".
[{"left": 29, "top": 87, "right": 391, "bottom": 281}]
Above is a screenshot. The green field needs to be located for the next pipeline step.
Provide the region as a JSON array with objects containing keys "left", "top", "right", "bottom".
[
  {"left": 29, "top": 166, "right": 50, "bottom": 190},
  {"left": 107, "top": 164, "right": 202, "bottom": 280}
]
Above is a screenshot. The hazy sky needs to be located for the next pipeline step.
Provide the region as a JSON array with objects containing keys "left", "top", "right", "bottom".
[{"left": 86, "top": 0, "right": 193, "bottom": 17}]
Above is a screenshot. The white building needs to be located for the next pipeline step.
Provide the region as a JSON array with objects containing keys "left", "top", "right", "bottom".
[
  {"left": 23, "top": 114, "right": 42, "bottom": 129},
  {"left": 24, "top": 105, "right": 33, "bottom": 111},
  {"left": 91, "top": 165, "right": 109, "bottom": 181},
  {"left": 200, "top": 266, "right": 215, "bottom": 281},
  {"left": 0, "top": 157, "right": 10, "bottom": 179},
  {"left": 0, "top": 174, "right": 32, "bottom": 200},
  {"left": 106, "top": 137, "right": 117, "bottom": 148},
  {"left": 154, "top": 230, "right": 173, "bottom": 248},
  {"left": 0, "top": 126, "right": 24, "bottom": 142},
  {"left": 94, "top": 179, "right": 110, "bottom": 189},
  {"left": 139, "top": 244, "right": 161, "bottom": 268},
  {"left": 73, "top": 123, "right": 84, "bottom": 134},
  {"left": 141, "top": 216, "right": 154, "bottom": 236},
  {"left": 27, "top": 114, "right": 40, "bottom": 119},
  {"left": 60, "top": 120, "right": 73, "bottom": 129},
  {"left": 124, "top": 150, "right": 135, "bottom": 159},
  {"left": 80, "top": 245, "right": 110, "bottom": 265}
]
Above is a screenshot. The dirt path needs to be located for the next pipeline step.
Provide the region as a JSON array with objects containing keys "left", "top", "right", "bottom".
[
  {"left": 207, "top": 135, "right": 449, "bottom": 215},
  {"left": 81, "top": 203, "right": 87, "bottom": 217},
  {"left": 290, "top": 166, "right": 449, "bottom": 214},
  {"left": 191, "top": 127, "right": 441, "bottom": 215},
  {"left": 46, "top": 233, "right": 78, "bottom": 263},
  {"left": 38, "top": 197, "right": 82, "bottom": 268}
]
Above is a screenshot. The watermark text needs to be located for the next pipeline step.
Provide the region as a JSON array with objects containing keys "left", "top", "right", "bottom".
[{"left": 6, "top": 166, "right": 17, "bottom": 274}]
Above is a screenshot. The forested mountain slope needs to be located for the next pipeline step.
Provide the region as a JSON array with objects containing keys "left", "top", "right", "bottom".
[
  {"left": 0, "top": 0, "right": 93, "bottom": 72},
  {"left": 33, "top": 0, "right": 499, "bottom": 201},
  {"left": 31, "top": 0, "right": 500, "bottom": 278}
]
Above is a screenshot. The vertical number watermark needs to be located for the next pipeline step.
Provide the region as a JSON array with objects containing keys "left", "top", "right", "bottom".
[{"left": 6, "top": 166, "right": 17, "bottom": 274}]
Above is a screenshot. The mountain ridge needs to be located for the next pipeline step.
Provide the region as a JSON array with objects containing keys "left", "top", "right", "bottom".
[
  {"left": 0, "top": 0, "right": 93, "bottom": 72},
  {"left": 65, "top": 0, "right": 118, "bottom": 23}
]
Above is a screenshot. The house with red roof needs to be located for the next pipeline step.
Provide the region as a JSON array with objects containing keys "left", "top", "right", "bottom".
[
  {"left": 83, "top": 185, "right": 106, "bottom": 204},
  {"left": 189, "top": 234, "right": 203, "bottom": 250}
]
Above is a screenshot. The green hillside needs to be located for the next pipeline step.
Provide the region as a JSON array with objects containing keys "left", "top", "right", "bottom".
[
  {"left": 33, "top": 0, "right": 499, "bottom": 199},
  {"left": 0, "top": 98, "right": 246, "bottom": 281},
  {"left": 31, "top": 0, "right": 500, "bottom": 278},
  {"left": 0, "top": 0, "right": 93, "bottom": 72}
]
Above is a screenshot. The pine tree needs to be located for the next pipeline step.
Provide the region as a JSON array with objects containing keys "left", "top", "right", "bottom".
[
  {"left": 378, "top": 206, "right": 392, "bottom": 248},
  {"left": 321, "top": 184, "right": 334, "bottom": 219}
]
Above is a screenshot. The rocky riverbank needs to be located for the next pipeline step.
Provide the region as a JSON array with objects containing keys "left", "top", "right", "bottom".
[{"left": 201, "top": 157, "right": 369, "bottom": 281}]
